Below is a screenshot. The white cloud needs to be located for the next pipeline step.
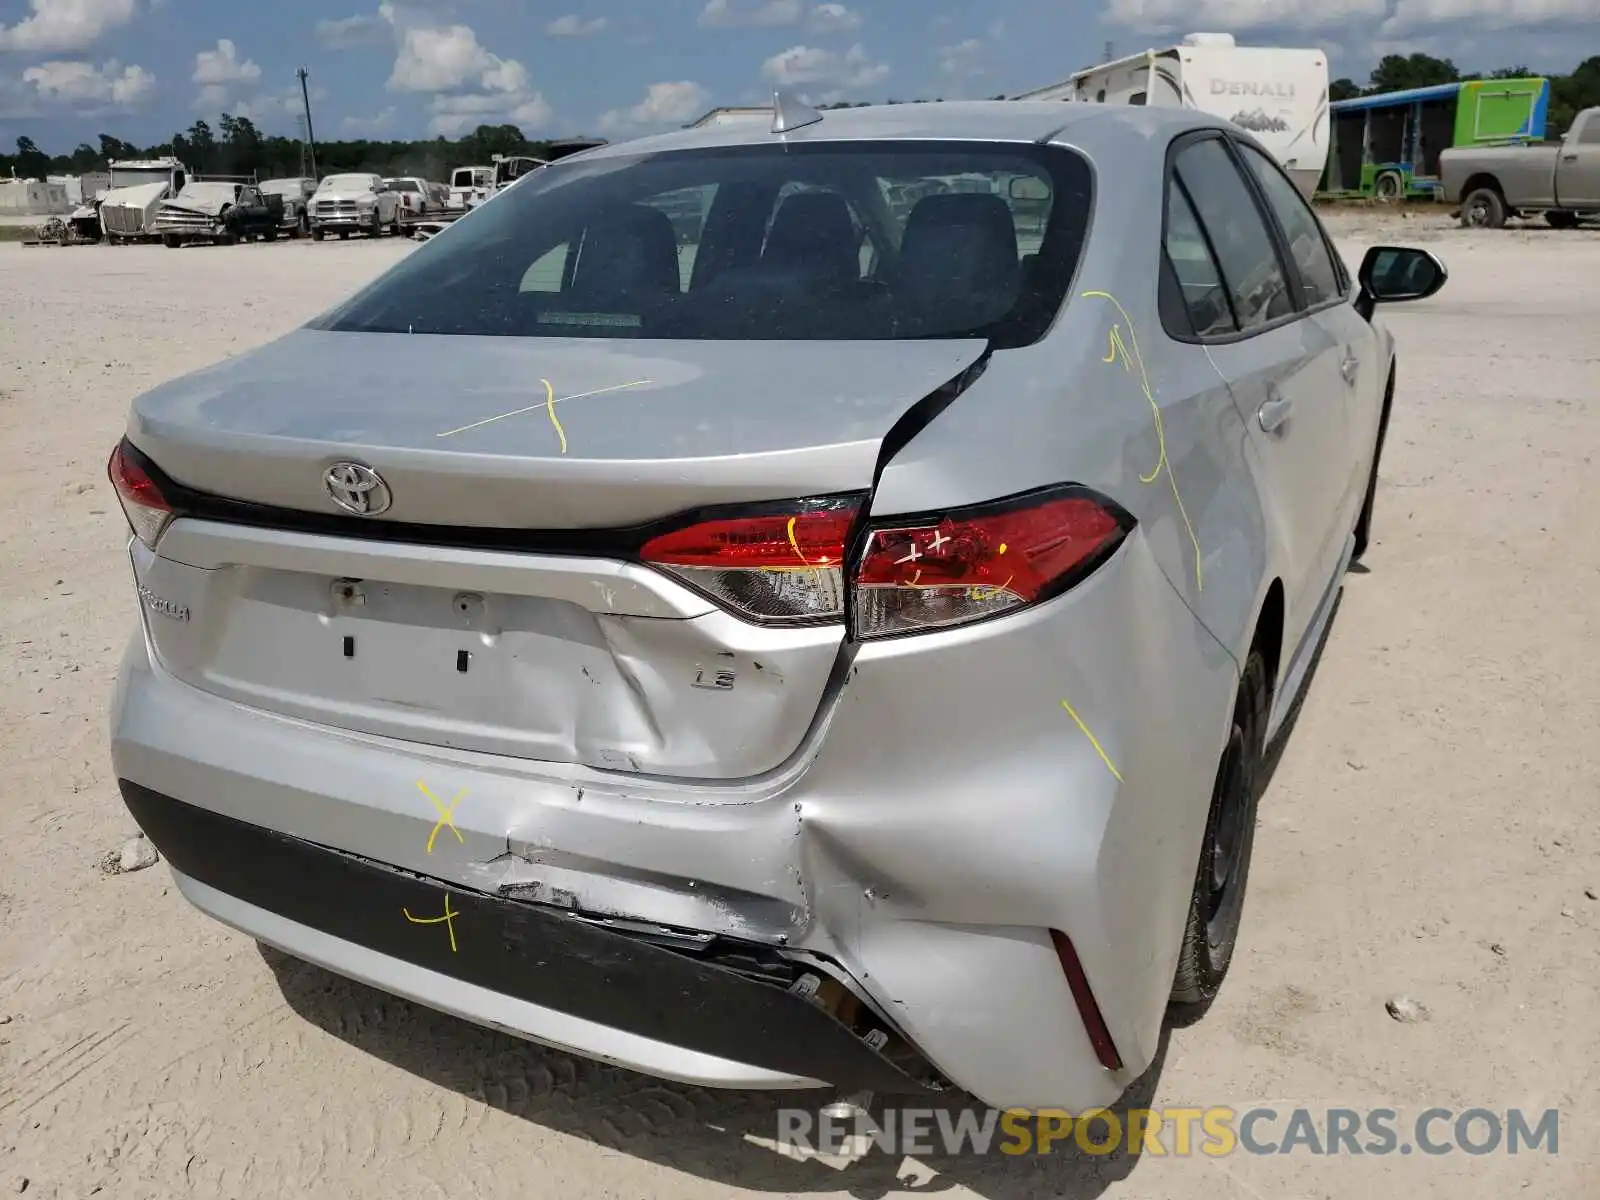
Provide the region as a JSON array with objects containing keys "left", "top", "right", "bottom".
[
  {"left": 21, "top": 58, "right": 154, "bottom": 107},
  {"left": 699, "top": 0, "right": 803, "bottom": 27},
  {"left": 599, "top": 79, "right": 711, "bottom": 130},
  {"left": 315, "top": 13, "right": 389, "bottom": 49},
  {"left": 939, "top": 37, "right": 985, "bottom": 76},
  {"left": 193, "top": 39, "right": 261, "bottom": 87},
  {"left": 0, "top": 0, "right": 137, "bottom": 53},
  {"left": 341, "top": 107, "right": 398, "bottom": 134},
  {"left": 1382, "top": 0, "right": 1596, "bottom": 33},
  {"left": 809, "top": 3, "right": 862, "bottom": 32},
  {"left": 427, "top": 90, "right": 553, "bottom": 136},
  {"left": 1102, "top": 0, "right": 1387, "bottom": 31},
  {"left": 546, "top": 13, "right": 609, "bottom": 36},
  {"left": 760, "top": 42, "right": 888, "bottom": 90},
  {"left": 699, "top": 0, "right": 866, "bottom": 31},
  {"left": 388, "top": 20, "right": 527, "bottom": 92}
]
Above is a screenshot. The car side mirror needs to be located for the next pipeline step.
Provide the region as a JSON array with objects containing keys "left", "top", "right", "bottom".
[{"left": 1355, "top": 246, "right": 1447, "bottom": 319}]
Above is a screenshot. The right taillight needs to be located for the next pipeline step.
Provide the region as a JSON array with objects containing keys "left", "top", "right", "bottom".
[
  {"left": 851, "top": 486, "right": 1132, "bottom": 640},
  {"left": 108, "top": 439, "right": 178, "bottom": 549}
]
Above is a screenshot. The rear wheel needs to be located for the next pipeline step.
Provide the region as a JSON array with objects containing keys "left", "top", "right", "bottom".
[
  {"left": 162, "top": 234, "right": 180, "bottom": 249},
  {"left": 1170, "top": 648, "right": 1269, "bottom": 1010},
  {"left": 1461, "top": 187, "right": 1506, "bottom": 229},
  {"left": 1373, "top": 171, "right": 1404, "bottom": 202},
  {"left": 264, "top": 228, "right": 278, "bottom": 242}
]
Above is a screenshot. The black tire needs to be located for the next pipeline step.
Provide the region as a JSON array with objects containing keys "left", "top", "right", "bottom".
[
  {"left": 1351, "top": 367, "right": 1396, "bottom": 564},
  {"left": 338, "top": 229, "right": 351, "bottom": 240},
  {"left": 1170, "top": 647, "right": 1269, "bottom": 1010},
  {"left": 162, "top": 234, "right": 180, "bottom": 249},
  {"left": 1373, "top": 171, "right": 1403, "bottom": 202},
  {"left": 1461, "top": 187, "right": 1506, "bottom": 229},
  {"left": 1545, "top": 210, "right": 1580, "bottom": 230},
  {"left": 311, "top": 227, "right": 325, "bottom": 241},
  {"left": 298, "top": 213, "right": 310, "bottom": 238},
  {"left": 264, "top": 228, "right": 278, "bottom": 242}
]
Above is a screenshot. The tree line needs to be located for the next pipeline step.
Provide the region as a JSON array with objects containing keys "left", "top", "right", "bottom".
[{"left": 3, "top": 51, "right": 1597, "bottom": 183}]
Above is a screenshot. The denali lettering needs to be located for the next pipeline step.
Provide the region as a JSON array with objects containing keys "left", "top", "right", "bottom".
[
  {"left": 137, "top": 583, "right": 189, "bottom": 622},
  {"left": 1210, "top": 79, "right": 1296, "bottom": 98}
]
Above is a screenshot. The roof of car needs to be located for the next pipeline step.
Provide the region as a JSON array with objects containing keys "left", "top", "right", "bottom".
[{"left": 572, "top": 100, "right": 1228, "bottom": 160}]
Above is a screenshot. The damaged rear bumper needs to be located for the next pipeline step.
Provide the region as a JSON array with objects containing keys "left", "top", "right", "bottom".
[{"left": 121, "top": 780, "right": 943, "bottom": 1094}]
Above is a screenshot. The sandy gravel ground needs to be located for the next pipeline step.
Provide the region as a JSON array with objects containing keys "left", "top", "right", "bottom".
[{"left": 1, "top": 213, "right": 1597, "bottom": 1199}]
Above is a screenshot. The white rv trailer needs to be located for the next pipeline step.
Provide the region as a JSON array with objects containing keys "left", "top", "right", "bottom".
[{"left": 1016, "top": 33, "right": 1330, "bottom": 198}]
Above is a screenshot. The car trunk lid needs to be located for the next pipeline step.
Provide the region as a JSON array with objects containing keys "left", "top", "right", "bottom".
[{"left": 126, "top": 329, "right": 987, "bottom": 780}]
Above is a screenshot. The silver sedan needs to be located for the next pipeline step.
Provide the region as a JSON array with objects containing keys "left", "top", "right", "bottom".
[{"left": 107, "top": 97, "right": 1445, "bottom": 1111}]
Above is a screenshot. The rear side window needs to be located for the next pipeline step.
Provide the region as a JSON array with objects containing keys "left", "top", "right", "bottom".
[
  {"left": 1171, "top": 138, "right": 1294, "bottom": 332},
  {"left": 311, "top": 141, "right": 1094, "bottom": 347},
  {"left": 1235, "top": 142, "right": 1344, "bottom": 307},
  {"left": 1164, "top": 183, "right": 1237, "bottom": 337}
]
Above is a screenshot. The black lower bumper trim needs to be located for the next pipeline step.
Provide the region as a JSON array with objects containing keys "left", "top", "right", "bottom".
[{"left": 119, "top": 780, "right": 939, "bottom": 1094}]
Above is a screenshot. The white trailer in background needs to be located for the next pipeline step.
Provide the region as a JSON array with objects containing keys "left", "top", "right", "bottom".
[{"left": 1016, "top": 33, "right": 1331, "bottom": 198}]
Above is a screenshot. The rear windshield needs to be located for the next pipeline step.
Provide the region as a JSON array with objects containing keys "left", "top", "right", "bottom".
[
  {"left": 311, "top": 140, "right": 1094, "bottom": 347},
  {"left": 389, "top": 180, "right": 421, "bottom": 192}
]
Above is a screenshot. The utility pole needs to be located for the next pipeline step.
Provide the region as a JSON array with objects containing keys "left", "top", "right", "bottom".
[
  {"left": 1103, "top": 41, "right": 1114, "bottom": 63},
  {"left": 295, "top": 114, "right": 308, "bottom": 177},
  {"left": 297, "top": 67, "right": 319, "bottom": 179}
]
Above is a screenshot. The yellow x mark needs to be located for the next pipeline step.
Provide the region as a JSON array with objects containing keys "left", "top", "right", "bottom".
[
  {"left": 417, "top": 781, "right": 467, "bottom": 854},
  {"left": 402, "top": 891, "right": 460, "bottom": 953}
]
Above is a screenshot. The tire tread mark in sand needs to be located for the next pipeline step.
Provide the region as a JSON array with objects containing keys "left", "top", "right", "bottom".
[{"left": 0, "top": 1021, "right": 132, "bottom": 1117}]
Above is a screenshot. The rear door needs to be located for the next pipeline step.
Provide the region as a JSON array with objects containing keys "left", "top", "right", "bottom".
[
  {"left": 1165, "top": 133, "right": 1351, "bottom": 679},
  {"left": 1556, "top": 111, "right": 1600, "bottom": 208},
  {"left": 1233, "top": 137, "right": 1379, "bottom": 541}
]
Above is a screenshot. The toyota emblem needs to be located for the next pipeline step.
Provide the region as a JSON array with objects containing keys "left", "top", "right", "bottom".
[{"left": 324, "top": 462, "right": 392, "bottom": 516}]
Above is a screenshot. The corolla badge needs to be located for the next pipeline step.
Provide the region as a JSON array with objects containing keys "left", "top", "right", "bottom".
[{"left": 324, "top": 461, "right": 392, "bottom": 516}]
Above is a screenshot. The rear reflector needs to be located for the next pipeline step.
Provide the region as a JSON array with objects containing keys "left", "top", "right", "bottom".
[
  {"left": 108, "top": 439, "right": 178, "bottom": 549},
  {"left": 1049, "top": 929, "right": 1124, "bottom": 1072},
  {"left": 640, "top": 497, "right": 863, "bottom": 625},
  {"left": 851, "top": 486, "right": 1131, "bottom": 639}
]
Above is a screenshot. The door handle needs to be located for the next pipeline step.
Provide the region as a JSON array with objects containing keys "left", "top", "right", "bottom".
[
  {"left": 1561, "top": 152, "right": 1578, "bottom": 161},
  {"left": 1340, "top": 354, "right": 1360, "bottom": 385},
  {"left": 1258, "top": 393, "right": 1293, "bottom": 434}
]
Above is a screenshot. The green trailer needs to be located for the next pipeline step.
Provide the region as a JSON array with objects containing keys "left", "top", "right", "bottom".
[{"left": 1317, "top": 77, "right": 1550, "bottom": 200}]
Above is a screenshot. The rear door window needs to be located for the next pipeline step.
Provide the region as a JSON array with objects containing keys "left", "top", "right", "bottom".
[
  {"left": 313, "top": 141, "right": 1094, "bottom": 348},
  {"left": 1164, "top": 182, "right": 1238, "bottom": 338},
  {"left": 1171, "top": 137, "right": 1295, "bottom": 332}
]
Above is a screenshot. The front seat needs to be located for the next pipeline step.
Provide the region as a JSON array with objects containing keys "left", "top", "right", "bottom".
[
  {"left": 568, "top": 203, "right": 681, "bottom": 305},
  {"left": 896, "top": 193, "right": 1021, "bottom": 336}
]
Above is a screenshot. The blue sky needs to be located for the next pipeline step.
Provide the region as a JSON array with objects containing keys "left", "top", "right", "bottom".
[{"left": 0, "top": 0, "right": 1593, "bottom": 152}]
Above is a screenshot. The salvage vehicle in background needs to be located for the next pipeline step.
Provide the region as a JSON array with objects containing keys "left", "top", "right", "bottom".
[
  {"left": 447, "top": 165, "right": 493, "bottom": 213},
  {"left": 108, "top": 97, "right": 1447, "bottom": 1112},
  {"left": 260, "top": 177, "right": 318, "bottom": 237},
  {"left": 310, "top": 173, "right": 402, "bottom": 239},
  {"left": 91, "top": 157, "right": 191, "bottom": 242},
  {"left": 1440, "top": 105, "right": 1600, "bottom": 228},
  {"left": 153, "top": 181, "right": 285, "bottom": 247},
  {"left": 383, "top": 176, "right": 433, "bottom": 221}
]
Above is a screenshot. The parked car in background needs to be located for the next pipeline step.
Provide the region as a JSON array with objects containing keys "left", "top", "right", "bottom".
[
  {"left": 310, "top": 173, "right": 402, "bottom": 239},
  {"left": 447, "top": 165, "right": 493, "bottom": 212},
  {"left": 259, "top": 177, "right": 318, "bottom": 237},
  {"left": 1440, "top": 104, "right": 1600, "bottom": 228},
  {"left": 108, "top": 99, "right": 1447, "bottom": 1113},
  {"left": 383, "top": 176, "right": 432, "bottom": 220},
  {"left": 152, "top": 181, "right": 285, "bottom": 247}
]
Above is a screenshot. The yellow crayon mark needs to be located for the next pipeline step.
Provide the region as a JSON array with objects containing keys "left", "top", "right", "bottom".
[
  {"left": 786, "top": 514, "right": 829, "bottom": 589},
  {"left": 967, "top": 575, "right": 1016, "bottom": 602},
  {"left": 435, "top": 379, "right": 653, "bottom": 438},
  {"left": 1082, "top": 289, "right": 1204, "bottom": 593},
  {"left": 998, "top": 543, "right": 1007, "bottom": 554},
  {"left": 1061, "top": 699, "right": 1124, "bottom": 784},
  {"left": 403, "top": 891, "right": 460, "bottom": 953},
  {"left": 541, "top": 377, "right": 568, "bottom": 454},
  {"left": 417, "top": 781, "right": 467, "bottom": 854}
]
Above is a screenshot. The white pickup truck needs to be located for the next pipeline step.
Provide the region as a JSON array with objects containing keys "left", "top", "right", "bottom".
[
  {"left": 1440, "top": 105, "right": 1600, "bottom": 228},
  {"left": 309, "top": 173, "right": 403, "bottom": 239}
]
